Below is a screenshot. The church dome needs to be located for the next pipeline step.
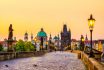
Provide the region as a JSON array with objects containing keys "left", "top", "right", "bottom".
[
  {"left": 37, "top": 28, "right": 47, "bottom": 37},
  {"left": 54, "top": 36, "right": 59, "bottom": 40},
  {"left": 25, "top": 32, "right": 28, "bottom": 35}
]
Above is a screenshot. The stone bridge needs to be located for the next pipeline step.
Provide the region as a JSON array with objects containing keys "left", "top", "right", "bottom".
[
  {"left": 0, "top": 51, "right": 85, "bottom": 70},
  {"left": 0, "top": 51, "right": 104, "bottom": 70}
]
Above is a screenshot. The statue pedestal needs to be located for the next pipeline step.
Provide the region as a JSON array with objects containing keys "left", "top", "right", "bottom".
[
  {"left": 8, "top": 46, "right": 14, "bottom": 52},
  {"left": 7, "top": 39, "right": 14, "bottom": 52}
]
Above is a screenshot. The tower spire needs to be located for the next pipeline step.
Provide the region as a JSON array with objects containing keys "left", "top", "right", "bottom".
[
  {"left": 24, "top": 32, "right": 28, "bottom": 41},
  {"left": 63, "top": 24, "right": 67, "bottom": 32},
  {"left": 49, "top": 34, "right": 52, "bottom": 40},
  {"left": 58, "top": 34, "right": 60, "bottom": 40},
  {"left": 85, "top": 34, "right": 88, "bottom": 40}
]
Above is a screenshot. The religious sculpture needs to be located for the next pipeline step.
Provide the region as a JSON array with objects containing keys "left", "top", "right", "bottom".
[
  {"left": 8, "top": 24, "right": 14, "bottom": 51},
  {"left": 8, "top": 24, "right": 13, "bottom": 40}
]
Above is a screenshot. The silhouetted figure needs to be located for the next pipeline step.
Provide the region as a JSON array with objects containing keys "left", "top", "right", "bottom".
[
  {"left": 8, "top": 24, "right": 13, "bottom": 40},
  {"left": 80, "top": 35, "right": 85, "bottom": 51},
  {"left": 8, "top": 24, "right": 14, "bottom": 51}
]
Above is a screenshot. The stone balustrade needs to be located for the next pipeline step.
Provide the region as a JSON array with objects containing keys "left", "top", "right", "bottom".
[
  {"left": 0, "top": 50, "right": 104, "bottom": 70},
  {"left": 79, "top": 51, "right": 104, "bottom": 70},
  {"left": 66, "top": 50, "right": 104, "bottom": 70},
  {"left": 0, "top": 51, "right": 47, "bottom": 61}
]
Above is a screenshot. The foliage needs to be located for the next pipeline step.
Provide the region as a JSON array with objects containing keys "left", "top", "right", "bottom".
[
  {"left": 0, "top": 44, "right": 3, "bottom": 51},
  {"left": 15, "top": 40, "right": 25, "bottom": 52},
  {"left": 14, "top": 40, "right": 35, "bottom": 52},
  {"left": 24, "top": 41, "right": 35, "bottom": 51}
]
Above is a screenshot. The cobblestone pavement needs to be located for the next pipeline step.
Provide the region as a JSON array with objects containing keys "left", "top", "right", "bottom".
[{"left": 0, "top": 51, "right": 85, "bottom": 70}]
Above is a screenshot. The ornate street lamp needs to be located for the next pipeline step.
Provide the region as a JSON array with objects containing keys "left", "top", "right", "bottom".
[
  {"left": 45, "top": 41, "right": 48, "bottom": 50},
  {"left": 80, "top": 35, "right": 85, "bottom": 51},
  {"left": 82, "top": 37, "right": 85, "bottom": 51},
  {"left": 88, "top": 14, "right": 95, "bottom": 57},
  {"left": 82, "top": 37, "right": 84, "bottom": 42},
  {"left": 34, "top": 37, "right": 37, "bottom": 47}
]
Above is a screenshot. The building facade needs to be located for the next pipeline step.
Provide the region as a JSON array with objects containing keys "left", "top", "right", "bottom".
[{"left": 37, "top": 28, "right": 47, "bottom": 49}]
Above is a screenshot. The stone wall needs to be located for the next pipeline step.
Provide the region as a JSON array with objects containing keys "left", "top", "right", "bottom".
[
  {"left": 0, "top": 51, "right": 47, "bottom": 61},
  {"left": 79, "top": 51, "right": 104, "bottom": 70},
  {"left": 0, "top": 52, "right": 15, "bottom": 61},
  {"left": 70, "top": 50, "right": 104, "bottom": 70}
]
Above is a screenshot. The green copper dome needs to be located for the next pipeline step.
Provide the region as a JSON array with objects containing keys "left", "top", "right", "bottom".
[
  {"left": 54, "top": 36, "right": 59, "bottom": 40},
  {"left": 37, "top": 28, "right": 47, "bottom": 37}
]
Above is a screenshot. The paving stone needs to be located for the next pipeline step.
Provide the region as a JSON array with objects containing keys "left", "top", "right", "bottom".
[{"left": 0, "top": 51, "right": 85, "bottom": 70}]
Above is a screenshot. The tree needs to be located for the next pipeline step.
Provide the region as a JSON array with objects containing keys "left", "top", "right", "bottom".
[
  {"left": 0, "top": 44, "right": 3, "bottom": 51},
  {"left": 14, "top": 40, "right": 36, "bottom": 52},
  {"left": 24, "top": 41, "right": 35, "bottom": 51},
  {"left": 15, "top": 40, "right": 25, "bottom": 52}
]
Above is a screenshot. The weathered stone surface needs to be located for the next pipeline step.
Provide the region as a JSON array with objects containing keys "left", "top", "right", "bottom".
[
  {"left": 81, "top": 52, "right": 104, "bottom": 70},
  {"left": 0, "top": 51, "right": 85, "bottom": 70},
  {"left": 0, "top": 51, "right": 46, "bottom": 61}
]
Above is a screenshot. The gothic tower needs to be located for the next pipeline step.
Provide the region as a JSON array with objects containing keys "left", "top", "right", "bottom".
[{"left": 60, "top": 24, "right": 71, "bottom": 50}]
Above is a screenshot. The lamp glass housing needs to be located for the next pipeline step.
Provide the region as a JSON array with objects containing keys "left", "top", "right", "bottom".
[{"left": 88, "top": 15, "right": 95, "bottom": 31}]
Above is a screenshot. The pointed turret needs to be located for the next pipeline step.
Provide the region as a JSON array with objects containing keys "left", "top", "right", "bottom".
[
  {"left": 85, "top": 34, "right": 88, "bottom": 41},
  {"left": 58, "top": 34, "right": 60, "bottom": 40},
  {"left": 24, "top": 32, "right": 28, "bottom": 41},
  {"left": 63, "top": 24, "right": 67, "bottom": 32},
  {"left": 49, "top": 34, "right": 52, "bottom": 40}
]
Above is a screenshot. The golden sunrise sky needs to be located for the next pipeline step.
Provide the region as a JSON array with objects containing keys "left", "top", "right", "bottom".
[{"left": 0, "top": 0, "right": 104, "bottom": 40}]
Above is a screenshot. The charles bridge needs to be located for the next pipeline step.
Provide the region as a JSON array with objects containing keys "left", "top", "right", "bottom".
[
  {"left": 0, "top": 49, "right": 104, "bottom": 70},
  {"left": 0, "top": 15, "right": 104, "bottom": 70}
]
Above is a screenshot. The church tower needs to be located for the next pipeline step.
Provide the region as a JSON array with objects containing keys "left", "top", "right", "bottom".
[
  {"left": 85, "top": 34, "right": 89, "bottom": 47},
  {"left": 49, "top": 34, "right": 52, "bottom": 44},
  {"left": 60, "top": 24, "right": 71, "bottom": 50},
  {"left": 63, "top": 24, "right": 67, "bottom": 32},
  {"left": 24, "top": 32, "right": 28, "bottom": 41},
  {"left": 85, "top": 34, "right": 88, "bottom": 41}
]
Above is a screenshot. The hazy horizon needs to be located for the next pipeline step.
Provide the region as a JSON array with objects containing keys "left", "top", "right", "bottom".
[{"left": 0, "top": 0, "right": 104, "bottom": 40}]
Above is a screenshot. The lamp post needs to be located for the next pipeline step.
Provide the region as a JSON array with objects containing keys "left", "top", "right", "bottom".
[
  {"left": 82, "top": 37, "right": 85, "bottom": 51},
  {"left": 34, "top": 37, "right": 37, "bottom": 50},
  {"left": 80, "top": 35, "right": 84, "bottom": 51},
  {"left": 46, "top": 41, "right": 48, "bottom": 50},
  {"left": 88, "top": 14, "right": 95, "bottom": 57}
]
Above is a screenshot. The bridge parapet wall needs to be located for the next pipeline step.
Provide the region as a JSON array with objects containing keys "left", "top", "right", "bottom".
[
  {"left": 0, "top": 51, "right": 47, "bottom": 61},
  {"left": 79, "top": 51, "right": 104, "bottom": 70}
]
